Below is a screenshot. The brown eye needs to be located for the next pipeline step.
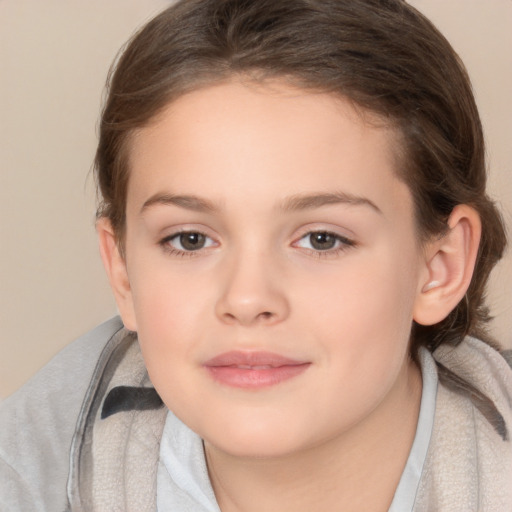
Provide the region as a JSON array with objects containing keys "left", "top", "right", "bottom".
[
  {"left": 294, "top": 230, "right": 355, "bottom": 256},
  {"left": 179, "top": 232, "right": 206, "bottom": 251},
  {"left": 309, "top": 232, "right": 337, "bottom": 250},
  {"left": 160, "top": 230, "right": 216, "bottom": 256}
]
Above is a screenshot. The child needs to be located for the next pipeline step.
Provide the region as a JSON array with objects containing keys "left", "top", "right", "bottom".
[{"left": 1, "top": 0, "right": 511, "bottom": 510}]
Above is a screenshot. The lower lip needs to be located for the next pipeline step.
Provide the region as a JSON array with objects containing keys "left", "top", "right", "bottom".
[{"left": 205, "top": 364, "right": 310, "bottom": 389}]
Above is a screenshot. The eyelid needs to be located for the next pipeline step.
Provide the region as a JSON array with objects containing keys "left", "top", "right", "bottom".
[
  {"left": 157, "top": 222, "right": 218, "bottom": 243},
  {"left": 292, "top": 223, "right": 356, "bottom": 243},
  {"left": 294, "top": 231, "right": 355, "bottom": 247}
]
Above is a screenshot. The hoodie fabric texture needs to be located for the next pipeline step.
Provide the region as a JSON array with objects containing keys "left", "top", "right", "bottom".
[{"left": 0, "top": 316, "right": 511, "bottom": 511}]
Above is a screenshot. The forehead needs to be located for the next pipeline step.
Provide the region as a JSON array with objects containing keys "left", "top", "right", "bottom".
[{"left": 126, "top": 80, "right": 411, "bottom": 220}]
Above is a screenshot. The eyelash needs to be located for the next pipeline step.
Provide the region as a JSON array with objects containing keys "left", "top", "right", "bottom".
[
  {"left": 159, "top": 230, "right": 216, "bottom": 258},
  {"left": 158, "top": 230, "right": 356, "bottom": 258},
  {"left": 292, "top": 231, "right": 356, "bottom": 258}
]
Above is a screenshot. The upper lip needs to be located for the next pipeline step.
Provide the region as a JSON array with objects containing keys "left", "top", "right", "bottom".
[{"left": 204, "top": 351, "right": 308, "bottom": 368}]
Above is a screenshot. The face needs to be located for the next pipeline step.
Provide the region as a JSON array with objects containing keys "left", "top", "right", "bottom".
[{"left": 113, "top": 81, "right": 429, "bottom": 458}]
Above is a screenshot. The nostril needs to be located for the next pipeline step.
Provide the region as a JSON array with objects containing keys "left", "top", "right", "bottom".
[{"left": 223, "top": 312, "right": 237, "bottom": 322}]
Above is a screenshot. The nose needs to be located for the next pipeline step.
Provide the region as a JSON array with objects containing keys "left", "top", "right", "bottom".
[{"left": 214, "top": 250, "right": 290, "bottom": 326}]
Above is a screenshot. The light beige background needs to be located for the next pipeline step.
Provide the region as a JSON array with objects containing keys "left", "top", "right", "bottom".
[{"left": 1, "top": 0, "right": 511, "bottom": 399}]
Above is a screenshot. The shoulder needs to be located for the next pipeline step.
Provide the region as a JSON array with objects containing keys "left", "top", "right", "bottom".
[
  {"left": 433, "top": 336, "right": 512, "bottom": 444},
  {"left": 501, "top": 348, "right": 512, "bottom": 369},
  {"left": 0, "top": 316, "right": 124, "bottom": 511},
  {"left": 417, "top": 337, "right": 512, "bottom": 510},
  {"left": 434, "top": 336, "right": 512, "bottom": 410}
]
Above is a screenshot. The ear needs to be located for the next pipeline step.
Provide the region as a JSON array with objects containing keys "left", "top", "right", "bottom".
[
  {"left": 96, "top": 218, "right": 137, "bottom": 331},
  {"left": 413, "top": 204, "right": 481, "bottom": 326}
]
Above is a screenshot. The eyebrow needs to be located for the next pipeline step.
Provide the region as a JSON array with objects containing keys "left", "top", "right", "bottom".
[
  {"left": 140, "top": 191, "right": 382, "bottom": 215},
  {"left": 281, "top": 191, "right": 382, "bottom": 214},
  {"left": 140, "top": 193, "right": 219, "bottom": 214}
]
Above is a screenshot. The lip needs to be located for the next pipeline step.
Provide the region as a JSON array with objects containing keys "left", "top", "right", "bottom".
[{"left": 203, "top": 351, "right": 310, "bottom": 389}]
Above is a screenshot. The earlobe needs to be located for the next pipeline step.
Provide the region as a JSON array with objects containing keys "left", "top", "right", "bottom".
[
  {"left": 413, "top": 205, "right": 481, "bottom": 326},
  {"left": 96, "top": 218, "right": 138, "bottom": 331}
]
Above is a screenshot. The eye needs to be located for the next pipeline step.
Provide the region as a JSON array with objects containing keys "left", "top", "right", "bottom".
[
  {"left": 294, "top": 231, "right": 355, "bottom": 253},
  {"left": 160, "top": 231, "right": 216, "bottom": 254}
]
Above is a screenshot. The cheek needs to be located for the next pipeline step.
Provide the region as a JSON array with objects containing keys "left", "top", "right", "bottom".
[
  {"left": 296, "top": 258, "right": 418, "bottom": 426},
  {"left": 310, "top": 254, "right": 416, "bottom": 329},
  {"left": 304, "top": 247, "right": 420, "bottom": 371},
  {"left": 129, "top": 270, "right": 207, "bottom": 411},
  {"left": 126, "top": 255, "right": 214, "bottom": 363}
]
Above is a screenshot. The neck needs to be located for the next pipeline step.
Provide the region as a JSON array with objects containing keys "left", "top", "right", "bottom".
[{"left": 205, "top": 359, "right": 422, "bottom": 512}]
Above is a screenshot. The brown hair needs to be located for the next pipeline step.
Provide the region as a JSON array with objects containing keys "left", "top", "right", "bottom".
[{"left": 95, "top": 0, "right": 507, "bottom": 357}]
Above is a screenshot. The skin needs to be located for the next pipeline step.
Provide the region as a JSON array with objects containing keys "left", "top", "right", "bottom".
[{"left": 98, "top": 81, "right": 481, "bottom": 511}]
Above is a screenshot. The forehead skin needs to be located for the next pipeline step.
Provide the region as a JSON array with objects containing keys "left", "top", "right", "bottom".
[{"left": 125, "top": 80, "right": 413, "bottom": 235}]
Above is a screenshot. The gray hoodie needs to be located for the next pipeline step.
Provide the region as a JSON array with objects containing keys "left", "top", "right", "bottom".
[{"left": 1, "top": 317, "right": 511, "bottom": 511}]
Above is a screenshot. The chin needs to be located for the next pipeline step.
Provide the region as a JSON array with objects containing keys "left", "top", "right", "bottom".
[
  {"left": 208, "top": 437, "right": 299, "bottom": 460},
  {"left": 201, "top": 418, "right": 316, "bottom": 460}
]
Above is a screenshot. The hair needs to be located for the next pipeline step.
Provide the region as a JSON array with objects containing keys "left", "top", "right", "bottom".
[{"left": 95, "top": 0, "right": 507, "bottom": 358}]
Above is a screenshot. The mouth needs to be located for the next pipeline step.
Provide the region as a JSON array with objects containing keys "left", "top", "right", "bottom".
[{"left": 203, "top": 351, "right": 310, "bottom": 389}]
